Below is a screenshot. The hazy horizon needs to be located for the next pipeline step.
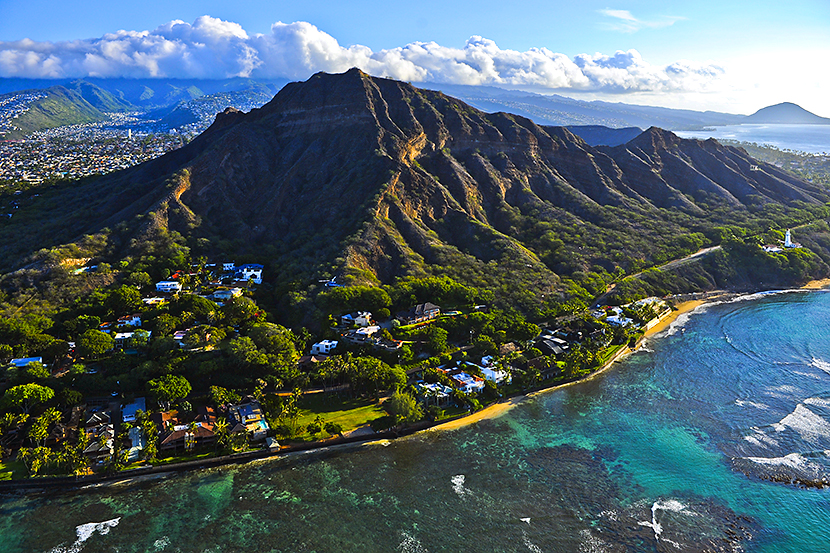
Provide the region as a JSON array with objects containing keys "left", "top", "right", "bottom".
[{"left": 1, "top": 1, "right": 828, "bottom": 116}]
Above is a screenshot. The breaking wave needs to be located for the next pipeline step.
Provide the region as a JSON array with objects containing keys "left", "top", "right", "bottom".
[{"left": 49, "top": 518, "right": 121, "bottom": 553}]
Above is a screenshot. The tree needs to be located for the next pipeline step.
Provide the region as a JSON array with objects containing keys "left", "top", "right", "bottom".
[
  {"left": 106, "top": 285, "right": 142, "bottom": 316},
  {"left": 427, "top": 326, "right": 449, "bottom": 355},
  {"left": 147, "top": 374, "right": 191, "bottom": 410},
  {"left": 77, "top": 329, "right": 114, "bottom": 359},
  {"left": 387, "top": 390, "right": 423, "bottom": 426},
  {"left": 17, "top": 361, "right": 50, "bottom": 383},
  {"left": 221, "top": 296, "right": 259, "bottom": 326},
  {"left": 127, "top": 271, "right": 153, "bottom": 289},
  {"left": 229, "top": 336, "right": 268, "bottom": 367},
  {"left": 307, "top": 415, "right": 324, "bottom": 438},
  {"left": 152, "top": 313, "right": 180, "bottom": 337},
  {"left": 210, "top": 386, "right": 241, "bottom": 408},
  {"left": 324, "top": 421, "right": 343, "bottom": 437},
  {"left": 129, "top": 329, "right": 151, "bottom": 349},
  {"left": 3, "top": 383, "right": 55, "bottom": 413},
  {"left": 17, "top": 446, "right": 52, "bottom": 476},
  {"left": 214, "top": 418, "right": 230, "bottom": 453},
  {"left": 28, "top": 407, "right": 61, "bottom": 446}
]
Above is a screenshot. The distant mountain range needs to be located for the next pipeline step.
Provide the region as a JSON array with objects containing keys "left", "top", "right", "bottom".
[
  {"left": 0, "top": 78, "right": 286, "bottom": 138},
  {"left": 0, "top": 76, "right": 827, "bottom": 140}
]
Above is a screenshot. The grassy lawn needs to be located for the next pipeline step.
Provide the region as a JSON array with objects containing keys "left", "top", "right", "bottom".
[
  {"left": 597, "top": 344, "right": 626, "bottom": 365},
  {"left": 437, "top": 406, "right": 468, "bottom": 420},
  {"left": 292, "top": 395, "right": 388, "bottom": 441},
  {"left": 0, "top": 459, "right": 26, "bottom": 480},
  {"left": 150, "top": 451, "right": 216, "bottom": 466}
]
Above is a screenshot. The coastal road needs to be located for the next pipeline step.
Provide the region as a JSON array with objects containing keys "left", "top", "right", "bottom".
[{"left": 590, "top": 245, "right": 723, "bottom": 308}]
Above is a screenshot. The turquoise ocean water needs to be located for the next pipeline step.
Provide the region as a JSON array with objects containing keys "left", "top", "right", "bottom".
[{"left": 3, "top": 290, "right": 830, "bottom": 552}]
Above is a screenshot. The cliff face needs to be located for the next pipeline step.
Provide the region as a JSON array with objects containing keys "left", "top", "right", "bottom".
[{"left": 1, "top": 69, "right": 827, "bottom": 291}]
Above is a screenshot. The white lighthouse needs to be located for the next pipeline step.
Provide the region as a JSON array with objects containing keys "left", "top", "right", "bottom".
[{"left": 784, "top": 229, "right": 800, "bottom": 248}]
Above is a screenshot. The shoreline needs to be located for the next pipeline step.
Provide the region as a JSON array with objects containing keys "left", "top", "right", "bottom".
[
  {"left": 435, "top": 281, "right": 830, "bottom": 433},
  {"left": 430, "top": 295, "right": 726, "bottom": 432},
  {"left": 6, "top": 283, "right": 829, "bottom": 491}
]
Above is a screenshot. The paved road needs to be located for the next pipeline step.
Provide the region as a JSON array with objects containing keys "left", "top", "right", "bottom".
[{"left": 590, "top": 245, "right": 723, "bottom": 308}]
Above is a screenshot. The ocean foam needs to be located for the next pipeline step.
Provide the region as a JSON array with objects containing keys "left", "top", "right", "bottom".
[
  {"left": 451, "top": 474, "right": 469, "bottom": 498},
  {"left": 773, "top": 404, "right": 830, "bottom": 441},
  {"left": 735, "top": 399, "right": 769, "bottom": 410},
  {"left": 398, "top": 532, "right": 429, "bottom": 553},
  {"left": 745, "top": 452, "right": 807, "bottom": 470},
  {"left": 638, "top": 500, "right": 687, "bottom": 543},
  {"left": 809, "top": 358, "right": 830, "bottom": 374},
  {"left": 522, "top": 530, "right": 543, "bottom": 553},
  {"left": 578, "top": 529, "right": 612, "bottom": 553},
  {"left": 803, "top": 397, "right": 830, "bottom": 410},
  {"left": 49, "top": 517, "right": 121, "bottom": 553},
  {"left": 743, "top": 435, "right": 765, "bottom": 448}
]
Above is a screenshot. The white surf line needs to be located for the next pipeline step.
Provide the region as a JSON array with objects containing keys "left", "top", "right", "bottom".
[{"left": 49, "top": 517, "right": 121, "bottom": 553}]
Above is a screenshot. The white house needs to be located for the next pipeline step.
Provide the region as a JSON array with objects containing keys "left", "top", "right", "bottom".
[
  {"left": 481, "top": 366, "right": 511, "bottom": 385},
  {"left": 310, "top": 340, "right": 338, "bottom": 355},
  {"left": 345, "top": 326, "right": 380, "bottom": 344},
  {"left": 113, "top": 330, "right": 151, "bottom": 349},
  {"left": 222, "top": 262, "right": 236, "bottom": 272},
  {"left": 117, "top": 314, "right": 142, "bottom": 327},
  {"left": 451, "top": 372, "right": 486, "bottom": 394},
  {"left": 342, "top": 311, "right": 372, "bottom": 327},
  {"left": 156, "top": 281, "right": 182, "bottom": 293},
  {"left": 234, "top": 264, "right": 263, "bottom": 284},
  {"left": 213, "top": 288, "right": 243, "bottom": 301}
]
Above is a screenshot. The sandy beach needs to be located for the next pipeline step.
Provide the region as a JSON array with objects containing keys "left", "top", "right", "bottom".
[
  {"left": 801, "top": 278, "right": 830, "bottom": 290},
  {"left": 430, "top": 297, "right": 716, "bottom": 433}
]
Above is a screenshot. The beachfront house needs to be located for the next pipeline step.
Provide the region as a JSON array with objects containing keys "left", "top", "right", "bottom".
[{"left": 228, "top": 401, "right": 269, "bottom": 440}]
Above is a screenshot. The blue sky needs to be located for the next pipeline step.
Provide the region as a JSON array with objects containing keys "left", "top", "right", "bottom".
[{"left": 1, "top": 0, "right": 828, "bottom": 114}]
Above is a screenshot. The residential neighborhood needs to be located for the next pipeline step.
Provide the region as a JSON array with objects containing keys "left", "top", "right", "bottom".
[{"left": 0, "top": 246, "right": 674, "bottom": 480}]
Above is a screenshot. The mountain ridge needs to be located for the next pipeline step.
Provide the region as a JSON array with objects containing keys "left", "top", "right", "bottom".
[{"left": 1, "top": 69, "right": 828, "bottom": 313}]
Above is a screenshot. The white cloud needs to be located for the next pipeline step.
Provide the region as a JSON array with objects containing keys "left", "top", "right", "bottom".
[
  {"left": 598, "top": 9, "right": 684, "bottom": 33},
  {"left": 0, "top": 16, "right": 721, "bottom": 94}
]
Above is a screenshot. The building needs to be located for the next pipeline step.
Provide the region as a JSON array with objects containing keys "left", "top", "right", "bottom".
[
  {"left": 156, "top": 281, "right": 183, "bottom": 293},
  {"left": 400, "top": 303, "right": 441, "bottom": 324},
  {"left": 344, "top": 326, "right": 380, "bottom": 344},
  {"left": 121, "top": 397, "right": 146, "bottom": 423},
  {"left": 113, "top": 330, "right": 150, "bottom": 350},
  {"left": 341, "top": 311, "right": 372, "bottom": 327},
  {"left": 213, "top": 288, "right": 243, "bottom": 301},
  {"left": 784, "top": 229, "right": 801, "bottom": 248},
  {"left": 415, "top": 382, "right": 453, "bottom": 406},
  {"left": 234, "top": 264, "right": 263, "bottom": 284},
  {"left": 116, "top": 314, "right": 142, "bottom": 327},
  {"left": 450, "top": 372, "right": 485, "bottom": 394},
  {"left": 481, "top": 366, "right": 511, "bottom": 385},
  {"left": 228, "top": 401, "right": 269, "bottom": 440},
  {"left": 310, "top": 340, "right": 338, "bottom": 355}
]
